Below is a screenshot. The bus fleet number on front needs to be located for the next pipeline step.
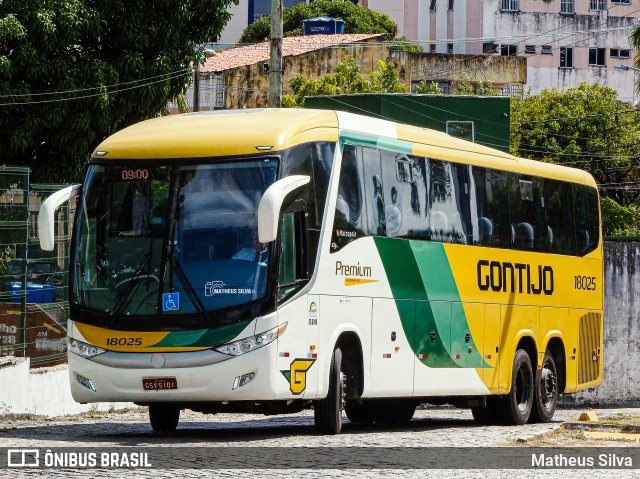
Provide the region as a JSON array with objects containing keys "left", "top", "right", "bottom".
[{"left": 574, "top": 275, "right": 596, "bottom": 291}]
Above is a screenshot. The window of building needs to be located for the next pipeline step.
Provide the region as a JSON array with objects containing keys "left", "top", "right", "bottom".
[
  {"left": 610, "top": 48, "right": 631, "bottom": 58},
  {"left": 525, "top": 45, "right": 536, "bottom": 54},
  {"left": 590, "top": 0, "right": 606, "bottom": 10},
  {"left": 430, "top": 44, "right": 437, "bottom": 53},
  {"left": 501, "top": 0, "right": 519, "bottom": 11},
  {"left": 541, "top": 45, "right": 553, "bottom": 54},
  {"left": 448, "top": 0, "right": 454, "bottom": 9},
  {"left": 561, "top": 0, "right": 575, "bottom": 14},
  {"left": 446, "top": 121, "right": 475, "bottom": 142},
  {"left": 430, "top": 0, "right": 437, "bottom": 11},
  {"left": 589, "top": 48, "right": 606, "bottom": 66},
  {"left": 560, "top": 47, "right": 574, "bottom": 68},
  {"left": 611, "top": 0, "right": 629, "bottom": 4},
  {"left": 483, "top": 42, "right": 498, "bottom": 54},
  {"left": 501, "top": 44, "right": 517, "bottom": 56},
  {"left": 447, "top": 43, "right": 454, "bottom": 54}
]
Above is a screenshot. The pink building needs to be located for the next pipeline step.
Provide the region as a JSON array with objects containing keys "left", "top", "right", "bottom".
[{"left": 365, "top": 0, "right": 639, "bottom": 102}]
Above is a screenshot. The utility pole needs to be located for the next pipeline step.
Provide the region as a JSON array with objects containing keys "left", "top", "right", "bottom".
[
  {"left": 193, "top": 62, "right": 200, "bottom": 112},
  {"left": 269, "top": 0, "right": 283, "bottom": 108}
]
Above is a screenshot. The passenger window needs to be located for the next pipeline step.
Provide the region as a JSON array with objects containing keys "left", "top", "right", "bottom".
[
  {"left": 427, "top": 159, "right": 470, "bottom": 244},
  {"left": 574, "top": 185, "right": 600, "bottom": 255},
  {"left": 331, "top": 144, "right": 366, "bottom": 252},
  {"left": 471, "top": 167, "right": 511, "bottom": 248},
  {"left": 362, "top": 147, "right": 386, "bottom": 236},
  {"left": 508, "top": 174, "right": 546, "bottom": 252},
  {"left": 380, "top": 151, "right": 427, "bottom": 239},
  {"left": 545, "top": 179, "right": 576, "bottom": 255}
]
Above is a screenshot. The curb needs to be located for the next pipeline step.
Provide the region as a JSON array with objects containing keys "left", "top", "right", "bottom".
[{"left": 516, "top": 424, "right": 562, "bottom": 443}]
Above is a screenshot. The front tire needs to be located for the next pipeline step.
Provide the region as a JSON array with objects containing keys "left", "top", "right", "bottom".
[
  {"left": 149, "top": 404, "right": 180, "bottom": 432},
  {"left": 500, "top": 349, "right": 534, "bottom": 425},
  {"left": 530, "top": 351, "right": 558, "bottom": 423},
  {"left": 314, "top": 348, "right": 344, "bottom": 434}
]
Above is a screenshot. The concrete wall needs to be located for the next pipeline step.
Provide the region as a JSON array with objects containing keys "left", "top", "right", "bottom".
[
  {"left": 0, "top": 357, "right": 132, "bottom": 417},
  {"left": 564, "top": 241, "right": 640, "bottom": 405}
]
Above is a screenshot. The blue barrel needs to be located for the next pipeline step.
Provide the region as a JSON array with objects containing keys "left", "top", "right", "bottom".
[{"left": 302, "top": 17, "right": 345, "bottom": 35}]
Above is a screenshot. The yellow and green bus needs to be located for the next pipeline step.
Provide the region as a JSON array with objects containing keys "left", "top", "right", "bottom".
[{"left": 40, "top": 109, "right": 603, "bottom": 434}]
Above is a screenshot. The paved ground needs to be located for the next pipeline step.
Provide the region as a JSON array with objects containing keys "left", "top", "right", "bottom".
[{"left": 0, "top": 406, "right": 639, "bottom": 478}]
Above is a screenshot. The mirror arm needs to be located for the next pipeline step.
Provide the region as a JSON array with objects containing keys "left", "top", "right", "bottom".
[
  {"left": 258, "top": 175, "right": 310, "bottom": 243},
  {"left": 38, "top": 184, "right": 82, "bottom": 251}
]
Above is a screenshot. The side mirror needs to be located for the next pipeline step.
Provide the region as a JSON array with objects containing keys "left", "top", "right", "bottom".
[
  {"left": 257, "top": 175, "right": 310, "bottom": 243},
  {"left": 38, "top": 184, "right": 82, "bottom": 251}
]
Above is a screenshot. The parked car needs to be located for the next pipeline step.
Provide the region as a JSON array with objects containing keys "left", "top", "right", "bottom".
[{"left": 7, "top": 259, "right": 62, "bottom": 285}]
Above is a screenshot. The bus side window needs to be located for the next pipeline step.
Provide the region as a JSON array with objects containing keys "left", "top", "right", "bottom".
[
  {"left": 361, "top": 147, "right": 386, "bottom": 237},
  {"left": 544, "top": 179, "right": 576, "bottom": 255},
  {"left": 574, "top": 185, "right": 599, "bottom": 255},
  {"left": 471, "top": 167, "right": 511, "bottom": 248},
  {"left": 331, "top": 145, "right": 366, "bottom": 251},
  {"left": 508, "top": 174, "right": 546, "bottom": 252}
]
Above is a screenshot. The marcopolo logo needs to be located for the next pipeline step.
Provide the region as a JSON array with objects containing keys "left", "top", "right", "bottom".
[{"left": 477, "top": 260, "right": 554, "bottom": 296}]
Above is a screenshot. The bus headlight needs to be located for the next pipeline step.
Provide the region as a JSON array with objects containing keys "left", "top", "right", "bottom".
[
  {"left": 215, "top": 323, "right": 287, "bottom": 357},
  {"left": 67, "top": 338, "right": 106, "bottom": 358}
]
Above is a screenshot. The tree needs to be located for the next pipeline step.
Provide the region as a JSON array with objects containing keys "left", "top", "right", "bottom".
[
  {"left": 510, "top": 83, "right": 640, "bottom": 208},
  {"left": 600, "top": 197, "right": 640, "bottom": 236},
  {"left": 238, "top": 0, "right": 397, "bottom": 44},
  {"left": 0, "top": 0, "right": 235, "bottom": 183},
  {"left": 283, "top": 56, "right": 406, "bottom": 108}
]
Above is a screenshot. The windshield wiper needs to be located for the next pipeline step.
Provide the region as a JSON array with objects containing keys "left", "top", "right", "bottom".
[
  {"left": 109, "top": 253, "right": 150, "bottom": 325},
  {"left": 168, "top": 254, "right": 216, "bottom": 327}
]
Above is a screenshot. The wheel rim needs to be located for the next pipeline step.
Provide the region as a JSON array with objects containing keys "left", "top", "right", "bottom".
[
  {"left": 515, "top": 363, "right": 532, "bottom": 413},
  {"left": 540, "top": 362, "right": 557, "bottom": 409}
]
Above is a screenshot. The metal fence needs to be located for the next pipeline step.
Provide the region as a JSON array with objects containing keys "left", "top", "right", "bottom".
[{"left": 0, "top": 166, "right": 72, "bottom": 368}]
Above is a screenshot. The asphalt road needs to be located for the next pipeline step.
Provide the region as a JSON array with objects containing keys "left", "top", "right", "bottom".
[{"left": 1, "top": 406, "right": 639, "bottom": 478}]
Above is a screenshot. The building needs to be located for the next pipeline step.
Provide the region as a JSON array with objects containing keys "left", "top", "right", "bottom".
[
  {"left": 183, "top": 33, "right": 526, "bottom": 111},
  {"left": 364, "top": 0, "right": 639, "bottom": 102}
]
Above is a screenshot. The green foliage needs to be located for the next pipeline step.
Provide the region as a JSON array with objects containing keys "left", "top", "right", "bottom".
[
  {"left": 238, "top": 0, "right": 397, "bottom": 44},
  {"left": 284, "top": 56, "right": 406, "bottom": 107},
  {"left": 600, "top": 197, "right": 640, "bottom": 236},
  {"left": 0, "top": 0, "right": 235, "bottom": 183},
  {"left": 389, "top": 36, "right": 423, "bottom": 53},
  {"left": 510, "top": 83, "right": 640, "bottom": 207},
  {"left": 413, "top": 80, "right": 442, "bottom": 94}
]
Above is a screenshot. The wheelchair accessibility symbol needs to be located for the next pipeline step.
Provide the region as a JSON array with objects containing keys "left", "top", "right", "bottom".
[{"left": 162, "top": 293, "right": 180, "bottom": 311}]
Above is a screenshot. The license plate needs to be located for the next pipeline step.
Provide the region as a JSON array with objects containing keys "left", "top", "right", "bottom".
[{"left": 142, "top": 377, "right": 177, "bottom": 390}]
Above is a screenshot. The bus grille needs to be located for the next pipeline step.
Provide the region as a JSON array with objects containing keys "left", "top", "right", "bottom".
[{"left": 578, "top": 312, "right": 602, "bottom": 385}]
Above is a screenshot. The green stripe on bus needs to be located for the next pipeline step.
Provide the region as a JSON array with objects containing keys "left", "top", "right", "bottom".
[
  {"left": 152, "top": 319, "right": 252, "bottom": 348},
  {"left": 374, "top": 237, "right": 488, "bottom": 368},
  {"left": 339, "top": 131, "right": 413, "bottom": 154}
]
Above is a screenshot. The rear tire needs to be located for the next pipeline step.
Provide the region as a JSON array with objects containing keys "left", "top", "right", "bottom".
[
  {"left": 500, "top": 349, "right": 534, "bottom": 425},
  {"left": 314, "top": 348, "right": 344, "bottom": 434},
  {"left": 149, "top": 404, "right": 180, "bottom": 432},
  {"left": 530, "top": 351, "right": 558, "bottom": 423}
]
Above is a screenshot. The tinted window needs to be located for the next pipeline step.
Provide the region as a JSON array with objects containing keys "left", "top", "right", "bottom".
[
  {"left": 427, "top": 159, "right": 470, "bottom": 244},
  {"left": 471, "top": 167, "right": 511, "bottom": 248},
  {"left": 545, "top": 179, "right": 576, "bottom": 255},
  {"left": 574, "top": 185, "right": 600, "bottom": 255},
  {"left": 508, "top": 174, "right": 546, "bottom": 252},
  {"left": 332, "top": 145, "right": 366, "bottom": 251},
  {"left": 361, "top": 147, "right": 386, "bottom": 236},
  {"left": 380, "top": 151, "right": 428, "bottom": 239}
]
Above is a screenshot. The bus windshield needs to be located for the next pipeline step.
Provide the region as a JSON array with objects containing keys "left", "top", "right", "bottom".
[{"left": 72, "top": 159, "right": 278, "bottom": 322}]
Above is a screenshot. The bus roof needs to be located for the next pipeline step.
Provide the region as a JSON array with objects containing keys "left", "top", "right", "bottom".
[{"left": 93, "top": 108, "right": 595, "bottom": 187}]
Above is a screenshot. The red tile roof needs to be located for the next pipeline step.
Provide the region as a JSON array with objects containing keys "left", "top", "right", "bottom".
[{"left": 201, "top": 33, "right": 386, "bottom": 73}]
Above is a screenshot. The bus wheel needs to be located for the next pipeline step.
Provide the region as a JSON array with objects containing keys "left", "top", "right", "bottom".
[
  {"left": 345, "top": 401, "right": 374, "bottom": 424},
  {"left": 471, "top": 398, "right": 499, "bottom": 425},
  {"left": 530, "top": 351, "right": 558, "bottom": 423},
  {"left": 149, "top": 404, "right": 180, "bottom": 432},
  {"left": 500, "top": 349, "right": 534, "bottom": 425},
  {"left": 386, "top": 404, "right": 416, "bottom": 423},
  {"left": 314, "top": 347, "right": 344, "bottom": 434}
]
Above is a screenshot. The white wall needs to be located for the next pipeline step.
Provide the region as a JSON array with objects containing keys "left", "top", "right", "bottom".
[{"left": 0, "top": 357, "right": 132, "bottom": 417}]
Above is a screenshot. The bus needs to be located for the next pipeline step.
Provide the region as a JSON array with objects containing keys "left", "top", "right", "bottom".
[{"left": 39, "top": 109, "right": 603, "bottom": 434}]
